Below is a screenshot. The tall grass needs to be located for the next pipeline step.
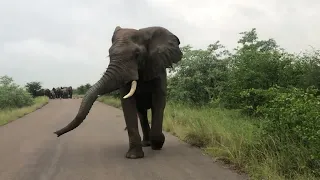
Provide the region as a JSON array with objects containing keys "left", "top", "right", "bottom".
[
  {"left": 97, "top": 95, "right": 318, "bottom": 180},
  {"left": 0, "top": 96, "right": 49, "bottom": 126}
]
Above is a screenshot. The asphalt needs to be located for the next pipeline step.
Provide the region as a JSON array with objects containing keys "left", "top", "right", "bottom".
[{"left": 0, "top": 99, "right": 248, "bottom": 180}]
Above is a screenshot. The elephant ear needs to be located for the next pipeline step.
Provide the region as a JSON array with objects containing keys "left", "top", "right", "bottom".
[
  {"left": 111, "top": 26, "right": 121, "bottom": 43},
  {"left": 138, "top": 26, "right": 182, "bottom": 81}
]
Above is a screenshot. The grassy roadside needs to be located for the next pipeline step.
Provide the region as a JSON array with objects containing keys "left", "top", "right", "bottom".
[
  {"left": 98, "top": 95, "right": 122, "bottom": 109},
  {"left": 97, "top": 95, "right": 317, "bottom": 180},
  {"left": 0, "top": 96, "right": 49, "bottom": 126}
]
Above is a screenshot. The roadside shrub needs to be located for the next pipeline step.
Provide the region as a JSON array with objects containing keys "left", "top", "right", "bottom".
[
  {"left": 0, "top": 75, "right": 34, "bottom": 109},
  {"left": 167, "top": 43, "right": 230, "bottom": 106},
  {"left": 258, "top": 87, "right": 320, "bottom": 176},
  {"left": 239, "top": 86, "right": 287, "bottom": 116}
]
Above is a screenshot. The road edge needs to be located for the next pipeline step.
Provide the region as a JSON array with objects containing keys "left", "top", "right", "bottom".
[{"left": 0, "top": 97, "right": 49, "bottom": 126}]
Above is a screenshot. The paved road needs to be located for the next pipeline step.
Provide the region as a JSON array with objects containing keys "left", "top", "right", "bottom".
[{"left": 0, "top": 99, "right": 247, "bottom": 180}]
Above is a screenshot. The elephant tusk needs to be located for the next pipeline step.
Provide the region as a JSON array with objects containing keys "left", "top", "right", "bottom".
[{"left": 123, "top": 80, "right": 137, "bottom": 99}]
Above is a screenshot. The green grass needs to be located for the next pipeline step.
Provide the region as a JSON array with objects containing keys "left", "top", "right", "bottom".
[
  {"left": 0, "top": 96, "right": 49, "bottom": 126},
  {"left": 98, "top": 95, "right": 122, "bottom": 109},
  {"left": 97, "top": 95, "right": 318, "bottom": 180}
]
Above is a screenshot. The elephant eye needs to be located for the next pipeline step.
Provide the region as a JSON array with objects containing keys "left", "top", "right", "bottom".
[
  {"left": 133, "top": 48, "right": 140, "bottom": 58},
  {"left": 130, "top": 35, "right": 140, "bottom": 43}
]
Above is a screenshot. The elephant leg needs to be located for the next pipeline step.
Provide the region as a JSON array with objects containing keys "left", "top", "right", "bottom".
[
  {"left": 137, "top": 108, "right": 151, "bottom": 147},
  {"left": 150, "top": 77, "right": 166, "bottom": 150},
  {"left": 120, "top": 87, "right": 144, "bottom": 159}
]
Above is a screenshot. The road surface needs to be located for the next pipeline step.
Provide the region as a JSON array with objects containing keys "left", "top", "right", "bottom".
[{"left": 0, "top": 99, "right": 248, "bottom": 180}]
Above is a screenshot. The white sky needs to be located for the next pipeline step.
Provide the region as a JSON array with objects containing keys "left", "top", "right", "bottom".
[{"left": 1, "top": 0, "right": 319, "bottom": 88}]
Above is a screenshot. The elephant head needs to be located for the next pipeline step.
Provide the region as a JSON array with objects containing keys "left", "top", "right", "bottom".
[
  {"left": 54, "top": 87, "right": 62, "bottom": 98},
  {"left": 61, "top": 88, "right": 68, "bottom": 98},
  {"left": 54, "top": 26, "right": 182, "bottom": 137},
  {"left": 44, "top": 88, "right": 50, "bottom": 96}
]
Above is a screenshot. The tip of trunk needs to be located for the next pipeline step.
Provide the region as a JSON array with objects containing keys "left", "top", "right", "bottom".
[
  {"left": 54, "top": 131, "right": 62, "bottom": 137},
  {"left": 53, "top": 71, "right": 119, "bottom": 137},
  {"left": 53, "top": 90, "right": 98, "bottom": 137},
  {"left": 53, "top": 116, "right": 85, "bottom": 137}
]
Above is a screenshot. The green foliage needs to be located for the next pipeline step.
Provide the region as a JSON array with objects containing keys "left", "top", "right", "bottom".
[
  {"left": 74, "top": 83, "right": 92, "bottom": 94},
  {"left": 0, "top": 75, "right": 14, "bottom": 86},
  {"left": 258, "top": 87, "right": 320, "bottom": 176},
  {"left": 239, "top": 86, "right": 283, "bottom": 116},
  {"left": 25, "top": 81, "right": 42, "bottom": 97},
  {"left": 168, "top": 41, "right": 230, "bottom": 105},
  {"left": 0, "top": 96, "right": 48, "bottom": 126},
  {"left": 166, "top": 28, "right": 320, "bottom": 178},
  {"left": 0, "top": 75, "right": 34, "bottom": 109}
]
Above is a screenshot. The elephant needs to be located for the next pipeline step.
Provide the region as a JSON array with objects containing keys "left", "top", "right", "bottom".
[
  {"left": 61, "top": 88, "right": 69, "bottom": 99},
  {"left": 54, "top": 87, "right": 63, "bottom": 99},
  {"left": 53, "top": 26, "right": 182, "bottom": 159},
  {"left": 64, "top": 86, "right": 73, "bottom": 98},
  {"left": 50, "top": 90, "right": 56, "bottom": 99},
  {"left": 52, "top": 88, "right": 58, "bottom": 98},
  {"left": 59, "top": 86, "right": 72, "bottom": 99},
  {"left": 35, "top": 89, "right": 45, "bottom": 97},
  {"left": 67, "top": 86, "right": 73, "bottom": 98},
  {"left": 44, "top": 88, "right": 55, "bottom": 99}
]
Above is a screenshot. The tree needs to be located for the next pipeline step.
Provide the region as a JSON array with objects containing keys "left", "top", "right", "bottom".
[
  {"left": 25, "top": 81, "right": 42, "bottom": 97},
  {"left": 168, "top": 42, "right": 230, "bottom": 105},
  {"left": 0, "top": 75, "right": 14, "bottom": 86},
  {"left": 84, "top": 83, "right": 92, "bottom": 90},
  {"left": 75, "top": 83, "right": 92, "bottom": 94},
  {"left": 0, "top": 75, "right": 34, "bottom": 109}
]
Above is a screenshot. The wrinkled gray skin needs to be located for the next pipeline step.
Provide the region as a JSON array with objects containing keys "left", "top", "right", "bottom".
[{"left": 53, "top": 26, "right": 182, "bottom": 159}]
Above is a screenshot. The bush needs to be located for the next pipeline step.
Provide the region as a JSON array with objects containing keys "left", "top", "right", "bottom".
[
  {"left": 239, "top": 86, "right": 285, "bottom": 116},
  {"left": 74, "top": 83, "right": 92, "bottom": 95},
  {"left": 25, "top": 81, "right": 42, "bottom": 97},
  {"left": 0, "top": 96, "right": 49, "bottom": 126},
  {"left": 0, "top": 75, "right": 34, "bottom": 109},
  {"left": 258, "top": 87, "right": 320, "bottom": 176},
  {"left": 168, "top": 43, "right": 230, "bottom": 105},
  {"left": 165, "top": 28, "right": 320, "bottom": 178}
]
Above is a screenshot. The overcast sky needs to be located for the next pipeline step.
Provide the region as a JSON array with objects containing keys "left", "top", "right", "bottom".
[{"left": 1, "top": 0, "right": 319, "bottom": 88}]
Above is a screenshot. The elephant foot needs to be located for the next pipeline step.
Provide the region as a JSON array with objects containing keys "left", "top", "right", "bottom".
[
  {"left": 142, "top": 140, "right": 151, "bottom": 147},
  {"left": 150, "top": 133, "right": 165, "bottom": 150},
  {"left": 125, "top": 146, "right": 144, "bottom": 159}
]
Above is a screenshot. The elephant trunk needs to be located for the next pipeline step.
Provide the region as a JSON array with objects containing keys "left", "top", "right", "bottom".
[{"left": 54, "top": 68, "right": 120, "bottom": 137}]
